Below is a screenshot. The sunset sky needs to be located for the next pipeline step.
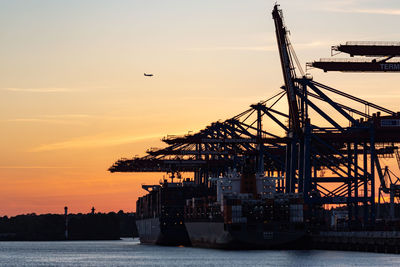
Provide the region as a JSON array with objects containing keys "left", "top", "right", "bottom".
[{"left": 1, "top": 0, "right": 400, "bottom": 216}]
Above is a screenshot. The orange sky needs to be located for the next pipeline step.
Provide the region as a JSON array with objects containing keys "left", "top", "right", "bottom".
[{"left": 1, "top": 1, "right": 400, "bottom": 216}]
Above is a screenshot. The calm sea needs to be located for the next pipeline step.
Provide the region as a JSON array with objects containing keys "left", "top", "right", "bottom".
[{"left": 0, "top": 238, "right": 400, "bottom": 266}]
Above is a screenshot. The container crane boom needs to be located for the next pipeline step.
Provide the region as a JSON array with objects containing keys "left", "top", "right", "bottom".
[{"left": 272, "top": 4, "right": 301, "bottom": 134}]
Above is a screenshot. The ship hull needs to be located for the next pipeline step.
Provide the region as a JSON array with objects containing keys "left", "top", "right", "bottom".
[
  {"left": 185, "top": 221, "right": 307, "bottom": 249},
  {"left": 136, "top": 218, "right": 160, "bottom": 244},
  {"left": 136, "top": 218, "right": 191, "bottom": 246}
]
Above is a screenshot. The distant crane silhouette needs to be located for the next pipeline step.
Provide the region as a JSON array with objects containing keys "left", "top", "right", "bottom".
[{"left": 144, "top": 73, "right": 154, "bottom": 77}]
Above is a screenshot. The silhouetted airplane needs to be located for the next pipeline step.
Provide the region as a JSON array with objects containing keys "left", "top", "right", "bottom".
[{"left": 144, "top": 73, "right": 154, "bottom": 77}]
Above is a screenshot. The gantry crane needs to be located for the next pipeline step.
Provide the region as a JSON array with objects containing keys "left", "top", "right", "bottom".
[
  {"left": 308, "top": 41, "right": 400, "bottom": 72},
  {"left": 110, "top": 4, "right": 400, "bottom": 227},
  {"left": 378, "top": 166, "right": 400, "bottom": 219}
]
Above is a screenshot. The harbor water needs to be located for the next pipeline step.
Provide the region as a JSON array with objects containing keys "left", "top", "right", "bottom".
[{"left": 1, "top": 238, "right": 400, "bottom": 266}]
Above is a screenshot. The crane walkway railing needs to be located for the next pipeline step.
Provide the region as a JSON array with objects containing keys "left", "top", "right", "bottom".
[{"left": 345, "top": 41, "right": 400, "bottom": 46}]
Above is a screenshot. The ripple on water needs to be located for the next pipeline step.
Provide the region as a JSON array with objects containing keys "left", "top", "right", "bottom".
[{"left": 0, "top": 238, "right": 400, "bottom": 267}]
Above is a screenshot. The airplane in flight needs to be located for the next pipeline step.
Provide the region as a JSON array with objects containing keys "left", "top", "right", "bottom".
[{"left": 144, "top": 73, "right": 154, "bottom": 77}]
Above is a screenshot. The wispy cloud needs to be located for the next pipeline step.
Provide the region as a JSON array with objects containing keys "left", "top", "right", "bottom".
[
  {"left": 187, "top": 41, "right": 328, "bottom": 52},
  {"left": 5, "top": 118, "right": 87, "bottom": 125},
  {"left": 295, "top": 41, "right": 330, "bottom": 49},
  {"left": 352, "top": 93, "right": 400, "bottom": 99},
  {"left": 353, "top": 8, "right": 400, "bottom": 15},
  {"left": 186, "top": 45, "right": 276, "bottom": 52},
  {"left": 4, "top": 114, "right": 140, "bottom": 125},
  {"left": 5, "top": 114, "right": 92, "bottom": 125},
  {"left": 2, "top": 86, "right": 112, "bottom": 93},
  {"left": 41, "top": 114, "right": 93, "bottom": 119},
  {"left": 0, "top": 166, "right": 75, "bottom": 169},
  {"left": 324, "top": 7, "right": 400, "bottom": 15},
  {"left": 317, "top": 0, "right": 400, "bottom": 16},
  {"left": 31, "top": 134, "right": 162, "bottom": 152},
  {"left": 3, "top": 87, "right": 72, "bottom": 93}
]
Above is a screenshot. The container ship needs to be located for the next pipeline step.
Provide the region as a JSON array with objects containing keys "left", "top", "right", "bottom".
[
  {"left": 184, "top": 164, "right": 307, "bottom": 249},
  {"left": 135, "top": 178, "right": 212, "bottom": 246},
  {"left": 135, "top": 160, "right": 307, "bottom": 249}
]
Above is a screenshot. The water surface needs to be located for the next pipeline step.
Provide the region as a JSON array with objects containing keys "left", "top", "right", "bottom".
[{"left": 1, "top": 238, "right": 400, "bottom": 266}]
